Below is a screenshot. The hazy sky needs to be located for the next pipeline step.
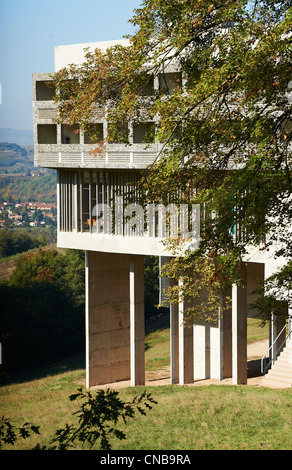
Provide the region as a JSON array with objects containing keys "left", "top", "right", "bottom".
[{"left": 0, "top": 0, "right": 141, "bottom": 131}]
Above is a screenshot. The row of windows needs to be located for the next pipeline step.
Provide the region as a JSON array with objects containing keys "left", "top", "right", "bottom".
[
  {"left": 59, "top": 170, "right": 200, "bottom": 239},
  {"left": 35, "top": 72, "right": 182, "bottom": 101},
  {"left": 59, "top": 170, "right": 142, "bottom": 234},
  {"left": 59, "top": 169, "right": 248, "bottom": 242},
  {"left": 37, "top": 122, "right": 156, "bottom": 145}
]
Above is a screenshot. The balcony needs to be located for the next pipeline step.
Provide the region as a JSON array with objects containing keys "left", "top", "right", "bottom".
[{"left": 32, "top": 73, "right": 176, "bottom": 170}]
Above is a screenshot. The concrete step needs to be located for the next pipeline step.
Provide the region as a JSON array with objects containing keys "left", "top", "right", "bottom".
[
  {"left": 271, "top": 354, "right": 292, "bottom": 364},
  {"left": 262, "top": 377, "right": 292, "bottom": 388},
  {"left": 265, "top": 372, "right": 292, "bottom": 383},
  {"left": 262, "top": 338, "right": 292, "bottom": 388},
  {"left": 272, "top": 360, "right": 292, "bottom": 370},
  {"left": 269, "top": 365, "right": 292, "bottom": 375},
  {"left": 278, "top": 351, "right": 292, "bottom": 358},
  {"left": 267, "top": 369, "right": 292, "bottom": 378}
]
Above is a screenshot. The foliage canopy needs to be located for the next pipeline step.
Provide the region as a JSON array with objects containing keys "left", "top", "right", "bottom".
[{"left": 52, "top": 0, "right": 292, "bottom": 321}]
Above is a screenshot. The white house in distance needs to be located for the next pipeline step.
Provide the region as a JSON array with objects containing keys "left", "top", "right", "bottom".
[{"left": 32, "top": 40, "right": 292, "bottom": 389}]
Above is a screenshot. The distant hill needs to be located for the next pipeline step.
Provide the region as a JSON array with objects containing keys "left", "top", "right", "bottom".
[
  {"left": 0, "top": 128, "right": 33, "bottom": 146},
  {"left": 0, "top": 141, "right": 34, "bottom": 174},
  {"left": 0, "top": 172, "right": 56, "bottom": 203}
]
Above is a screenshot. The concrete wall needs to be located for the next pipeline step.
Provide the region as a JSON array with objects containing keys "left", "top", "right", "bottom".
[
  {"left": 54, "top": 39, "right": 130, "bottom": 71},
  {"left": 85, "top": 251, "right": 145, "bottom": 387}
]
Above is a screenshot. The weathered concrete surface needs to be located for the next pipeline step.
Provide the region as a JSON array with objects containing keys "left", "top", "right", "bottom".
[{"left": 86, "top": 251, "right": 145, "bottom": 387}]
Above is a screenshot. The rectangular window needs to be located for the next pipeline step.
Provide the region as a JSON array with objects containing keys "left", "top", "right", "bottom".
[
  {"left": 107, "top": 123, "right": 129, "bottom": 144},
  {"left": 37, "top": 124, "right": 57, "bottom": 144},
  {"left": 61, "top": 124, "right": 80, "bottom": 144},
  {"left": 59, "top": 79, "right": 78, "bottom": 100},
  {"left": 133, "top": 122, "right": 155, "bottom": 143},
  {"left": 159, "top": 72, "right": 181, "bottom": 95},
  {"left": 59, "top": 170, "right": 141, "bottom": 234},
  {"left": 59, "top": 171, "right": 74, "bottom": 232},
  {"left": 84, "top": 123, "right": 104, "bottom": 143},
  {"left": 36, "top": 81, "right": 56, "bottom": 101}
]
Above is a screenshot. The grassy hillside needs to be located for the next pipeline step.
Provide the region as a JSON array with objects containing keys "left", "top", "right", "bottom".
[
  {"left": 0, "top": 142, "right": 56, "bottom": 203},
  {"left": 1, "top": 319, "right": 290, "bottom": 451},
  {"left": 0, "top": 143, "right": 33, "bottom": 173}
]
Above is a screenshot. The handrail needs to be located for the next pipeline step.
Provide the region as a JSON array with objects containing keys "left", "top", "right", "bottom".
[{"left": 261, "top": 322, "right": 292, "bottom": 375}]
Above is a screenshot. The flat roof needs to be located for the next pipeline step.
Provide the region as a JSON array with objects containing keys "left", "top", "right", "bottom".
[{"left": 54, "top": 39, "right": 130, "bottom": 71}]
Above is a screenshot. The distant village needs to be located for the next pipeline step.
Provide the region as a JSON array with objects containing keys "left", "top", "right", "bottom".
[{"left": 0, "top": 200, "right": 57, "bottom": 229}]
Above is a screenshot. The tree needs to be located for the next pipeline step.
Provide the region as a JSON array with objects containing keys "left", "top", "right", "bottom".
[
  {"left": 0, "top": 249, "right": 85, "bottom": 379},
  {"left": 52, "top": 0, "right": 291, "bottom": 322},
  {"left": 0, "top": 230, "right": 43, "bottom": 258}
]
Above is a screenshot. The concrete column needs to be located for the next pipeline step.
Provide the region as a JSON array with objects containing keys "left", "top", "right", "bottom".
[
  {"left": 172, "top": 301, "right": 193, "bottom": 385},
  {"left": 222, "top": 296, "right": 233, "bottom": 379},
  {"left": 85, "top": 251, "right": 144, "bottom": 388},
  {"left": 170, "top": 303, "right": 175, "bottom": 384},
  {"left": 193, "top": 315, "right": 225, "bottom": 381},
  {"left": 130, "top": 255, "right": 145, "bottom": 386},
  {"left": 178, "top": 281, "right": 194, "bottom": 385},
  {"left": 218, "top": 300, "right": 224, "bottom": 381},
  {"left": 173, "top": 303, "right": 179, "bottom": 384},
  {"left": 232, "top": 263, "right": 248, "bottom": 385},
  {"left": 247, "top": 263, "right": 265, "bottom": 317},
  {"left": 178, "top": 286, "right": 184, "bottom": 385}
]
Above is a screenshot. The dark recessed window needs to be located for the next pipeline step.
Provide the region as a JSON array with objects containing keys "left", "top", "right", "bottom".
[
  {"left": 84, "top": 124, "right": 104, "bottom": 143},
  {"left": 37, "top": 124, "right": 57, "bottom": 144},
  {"left": 61, "top": 124, "right": 80, "bottom": 144},
  {"left": 133, "top": 122, "right": 155, "bottom": 143},
  {"left": 36, "top": 81, "right": 56, "bottom": 101}
]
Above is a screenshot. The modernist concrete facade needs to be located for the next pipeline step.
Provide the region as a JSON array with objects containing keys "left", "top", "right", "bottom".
[{"left": 32, "top": 40, "right": 291, "bottom": 388}]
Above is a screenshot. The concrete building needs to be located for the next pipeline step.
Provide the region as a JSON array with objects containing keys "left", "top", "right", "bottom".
[{"left": 32, "top": 40, "right": 292, "bottom": 388}]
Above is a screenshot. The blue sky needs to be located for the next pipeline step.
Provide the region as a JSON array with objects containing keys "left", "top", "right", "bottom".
[{"left": 0, "top": 0, "right": 141, "bottom": 131}]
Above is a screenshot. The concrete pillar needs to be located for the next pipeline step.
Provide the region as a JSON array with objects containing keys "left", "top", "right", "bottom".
[
  {"left": 246, "top": 263, "right": 265, "bottom": 317},
  {"left": 85, "top": 251, "right": 144, "bottom": 388},
  {"left": 171, "top": 300, "right": 193, "bottom": 385},
  {"left": 192, "top": 286, "right": 225, "bottom": 381},
  {"left": 222, "top": 294, "right": 232, "bottom": 378},
  {"left": 170, "top": 303, "right": 176, "bottom": 384},
  {"left": 193, "top": 314, "right": 226, "bottom": 381},
  {"left": 232, "top": 263, "right": 248, "bottom": 385},
  {"left": 177, "top": 281, "right": 194, "bottom": 385},
  {"left": 130, "top": 255, "right": 145, "bottom": 386},
  {"left": 193, "top": 322, "right": 211, "bottom": 380},
  {"left": 159, "top": 257, "right": 177, "bottom": 384},
  {"left": 173, "top": 303, "right": 179, "bottom": 384}
]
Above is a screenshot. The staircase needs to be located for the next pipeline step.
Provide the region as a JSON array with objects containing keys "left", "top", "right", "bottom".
[{"left": 262, "top": 337, "right": 292, "bottom": 389}]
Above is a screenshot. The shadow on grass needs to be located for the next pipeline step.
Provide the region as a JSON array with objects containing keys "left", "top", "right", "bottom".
[
  {"left": 2, "top": 313, "right": 170, "bottom": 387},
  {"left": 2, "top": 353, "right": 85, "bottom": 386}
]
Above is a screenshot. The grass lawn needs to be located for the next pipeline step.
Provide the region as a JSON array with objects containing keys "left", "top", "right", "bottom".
[{"left": 0, "top": 317, "right": 291, "bottom": 451}]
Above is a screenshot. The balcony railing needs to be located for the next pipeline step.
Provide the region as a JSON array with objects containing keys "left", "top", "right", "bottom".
[{"left": 36, "top": 144, "right": 160, "bottom": 169}]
